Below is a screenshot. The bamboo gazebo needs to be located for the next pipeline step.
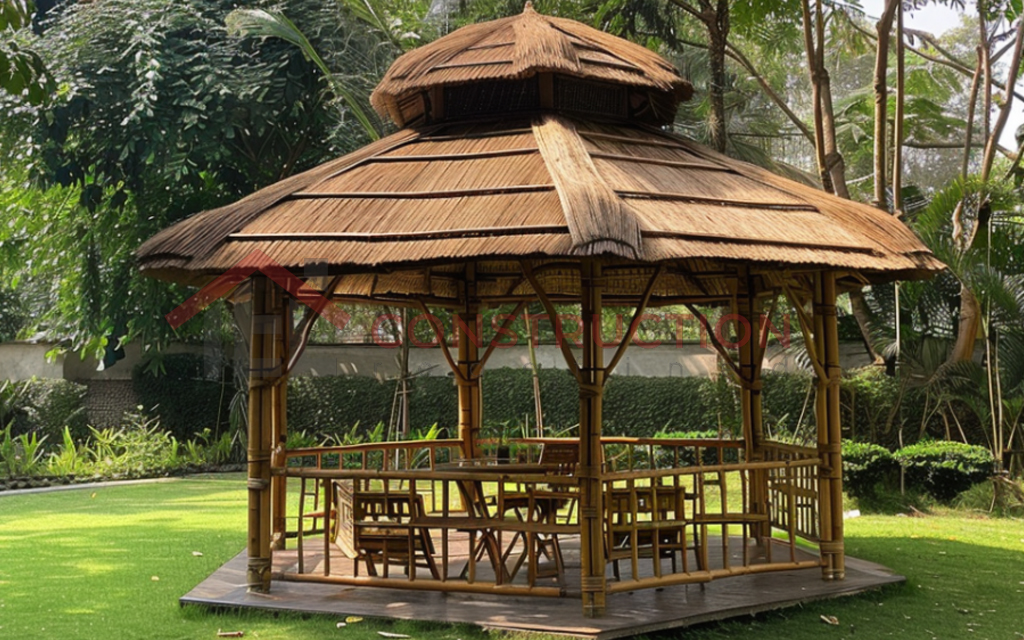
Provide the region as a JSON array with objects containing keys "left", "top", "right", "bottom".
[{"left": 139, "top": 4, "right": 942, "bottom": 619}]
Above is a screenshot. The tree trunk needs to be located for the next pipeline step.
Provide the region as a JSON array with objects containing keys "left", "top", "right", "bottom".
[
  {"left": 950, "top": 286, "right": 981, "bottom": 363},
  {"left": 801, "top": 0, "right": 833, "bottom": 193},
  {"left": 891, "top": 0, "right": 905, "bottom": 213},
  {"left": 705, "top": 0, "right": 730, "bottom": 152},
  {"left": 814, "top": 2, "right": 849, "bottom": 198},
  {"left": 872, "top": 0, "right": 900, "bottom": 208}
]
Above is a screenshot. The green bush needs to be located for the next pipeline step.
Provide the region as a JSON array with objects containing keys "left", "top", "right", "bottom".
[
  {"left": 132, "top": 354, "right": 232, "bottom": 441},
  {"left": 842, "top": 441, "right": 897, "bottom": 497},
  {"left": 894, "top": 440, "right": 994, "bottom": 502},
  {"left": 654, "top": 429, "right": 741, "bottom": 464},
  {"left": 1, "top": 378, "right": 88, "bottom": 443}
]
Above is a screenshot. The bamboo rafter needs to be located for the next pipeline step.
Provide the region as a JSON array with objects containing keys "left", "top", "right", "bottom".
[
  {"left": 781, "top": 282, "right": 828, "bottom": 382},
  {"left": 414, "top": 298, "right": 468, "bottom": 384},
  {"left": 682, "top": 302, "right": 743, "bottom": 382},
  {"left": 521, "top": 261, "right": 581, "bottom": 381},
  {"left": 754, "top": 289, "right": 780, "bottom": 379},
  {"left": 283, "top": 275, "right": 343, "bottom": 377},
  {"left": 604, "top": 265, "right": 664, "bottom": 380},
  {"left": 472, "top": 300, "right": 527, "bottom": 378}
]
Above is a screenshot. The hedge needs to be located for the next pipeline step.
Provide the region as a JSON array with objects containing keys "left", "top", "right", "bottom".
[
  {"left": 283, "top": 367, "right": 984, "bottom": 443},
  {"left": 285, "top": 368, "right": 748, "bottom": 439},
  {"left": 1, "top": 378, "right": 88, "bottom": 443},
  {"left": 132, "top": 354, "right": 233, "bottom": 441}
]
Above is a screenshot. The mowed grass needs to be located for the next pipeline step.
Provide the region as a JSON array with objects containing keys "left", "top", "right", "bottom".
[
  {"left": 0, "top": 476, "right": 1021, "bottom": 640},
  {"left": 0, "top": 475, "right": 485, "bottom": 640}
]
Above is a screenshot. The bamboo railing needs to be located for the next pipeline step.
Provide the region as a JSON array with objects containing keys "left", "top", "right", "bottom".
[{"left": 271, "top": 437, "right": 823, "bottom": 598}]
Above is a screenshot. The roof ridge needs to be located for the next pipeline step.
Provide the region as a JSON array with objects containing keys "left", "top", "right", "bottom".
[{"left": 532, "top": 114, "right": 643, "bottom": 260}]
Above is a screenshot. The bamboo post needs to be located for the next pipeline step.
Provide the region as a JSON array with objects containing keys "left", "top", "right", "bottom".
[
  {"left": 271, "top": 297, "right": 292, "bottom": 551},
  {"left": 579, "top": 260, "right": 607, "bottom": 617},
  {"left": 736, "top": 268, "right": 768, "bottom": 540},
  {"left": 814, "top": 271, "right": 844, "bottom": 579},
  {"left": 457, "top": 265, "right": 482, "bottom": 459},
  {"left": 247, "top": 276, "right": 282, "bottom": 592},
  {"left": 822, "top": 272, "right": 845, "bottom": 579}
]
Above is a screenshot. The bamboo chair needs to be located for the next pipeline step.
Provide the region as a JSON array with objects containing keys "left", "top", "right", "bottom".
[
  {"left": 605, "top": 483, "right": 694, "bottom": 581},
  {"left": 500, "top": 442, "right": 579, "bottom": 523},
  {"left": 691, "top": 466, "right": 770, "bottom": 571},
  {"left": 334, "top": 482, "right": 441, "bottom": 580}
]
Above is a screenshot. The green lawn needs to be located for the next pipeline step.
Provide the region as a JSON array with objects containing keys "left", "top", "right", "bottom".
[{"left": 0, "top": 476, "right": 1021, "bottom": 640}]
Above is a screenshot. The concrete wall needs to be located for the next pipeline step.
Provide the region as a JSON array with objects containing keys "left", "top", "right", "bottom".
[
  {"left": 2, "top": 340, "right": 876, "bottom": 382},
  {"left": 292, "top": 341, "right": 874, "bottom": 378},
  {"left": 0, "top": 342, "right": 64, "bottom": 380}
]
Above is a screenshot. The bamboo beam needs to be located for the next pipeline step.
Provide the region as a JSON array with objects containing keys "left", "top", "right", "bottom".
[
  {"left": 366, "top": 148, "right": 539, "bottom": 163},
  {"left": 578, "top": 260, "right": 607, "bottom": 617},
  {"left": 617, "top": 190, "right": 819, "bottom": 211},
  {"left": 278, "top": 571, "right": 564, "bottom": 597},
  {"left": 229, "top": 224, "right": 569, "bottom": 243},
  {"left": 588, "top": 152, "right": 731, "bottom": 171}
]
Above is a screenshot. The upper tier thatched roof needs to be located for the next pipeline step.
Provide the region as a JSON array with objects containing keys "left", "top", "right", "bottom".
[
  {"left": 137, "top": 113, "right": 943, "bottom": 300},
  {"left": 370, "top": 3, "right": 691, "bottom": 126}
]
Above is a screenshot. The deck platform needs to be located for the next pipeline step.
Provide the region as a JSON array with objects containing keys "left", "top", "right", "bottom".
[{"left": 182, "top": 535, "right": 903, "bottom": 638}]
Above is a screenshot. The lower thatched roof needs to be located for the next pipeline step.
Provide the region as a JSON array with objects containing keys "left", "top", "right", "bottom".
[{"left": 137, "top": 114, "right": 943, "bottom": 303}]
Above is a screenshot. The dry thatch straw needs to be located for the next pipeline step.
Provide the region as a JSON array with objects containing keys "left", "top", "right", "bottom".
[{"left": 137, "top": 4, "right": 942, "bottom": 304}]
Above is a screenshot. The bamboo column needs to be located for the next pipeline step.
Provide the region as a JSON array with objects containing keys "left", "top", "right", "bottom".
[
  {"left": 578, "top": 260, "right": 607, "bottom": 617},
  {"left": 814, "top": 271, "right": 845, "bottom": 579},
  {"left": 457, "top": 265, "right": 482, "bottom": 459},
  {"left": 270, "top": 298, "right": 292, "bottom": 550},
  {"left": 247, "top": 276, "right": 284, "bottom": 592},
  {"left": 736, "top": 268, "right": 768, "bottom": 539}
]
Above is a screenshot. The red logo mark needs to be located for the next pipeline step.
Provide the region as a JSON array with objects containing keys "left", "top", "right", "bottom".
[{"left": 165, "top": 250, "right": 350, "bottom": 330}]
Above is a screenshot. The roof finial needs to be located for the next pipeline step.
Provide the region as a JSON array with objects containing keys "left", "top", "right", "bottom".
[{"left": 523, "top": 1, "right": 535, "bottom": 13}]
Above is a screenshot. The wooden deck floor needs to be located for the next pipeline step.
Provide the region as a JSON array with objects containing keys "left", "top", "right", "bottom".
[{"left": 182, "top": 536, "right": 903, "bottom": 638}]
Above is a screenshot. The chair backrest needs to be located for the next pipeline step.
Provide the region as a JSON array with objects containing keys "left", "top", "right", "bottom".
[
  {"left": 540, "top": 442, "right": 578, "bottom": 471},
  {"left": 334, "top": 480, "right": 358, "bottom": 558}
]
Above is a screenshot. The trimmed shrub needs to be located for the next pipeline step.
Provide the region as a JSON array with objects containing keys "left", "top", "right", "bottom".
[
  {"left": 894, "top": 440, "right": 994, "bottom": 502},
  {"left": 842, "top": 441, "right": 897, "bottom": 497},
  {"left": 132, "top": 354, "right": 232, "bottom": 441}
]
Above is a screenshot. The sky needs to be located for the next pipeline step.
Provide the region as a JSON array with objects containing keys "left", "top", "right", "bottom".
[{"left": 859, "top": 0, "right": 1022, "bottom": 150}]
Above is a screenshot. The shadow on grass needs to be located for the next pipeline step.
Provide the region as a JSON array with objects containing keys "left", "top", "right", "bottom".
[{"left": 643, "top": 532, "right": 1024, "bottom": 640}]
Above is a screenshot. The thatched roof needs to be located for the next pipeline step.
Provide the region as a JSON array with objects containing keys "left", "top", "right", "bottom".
[
  {"left": 137, "top": 6, "right": 942, "bottom": 304},
  {"left": 138, "top": 113, "right": 942, "bottom": 298},
  {"left": 370, "top": 3, "right": 691, "bottom": 127}
]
